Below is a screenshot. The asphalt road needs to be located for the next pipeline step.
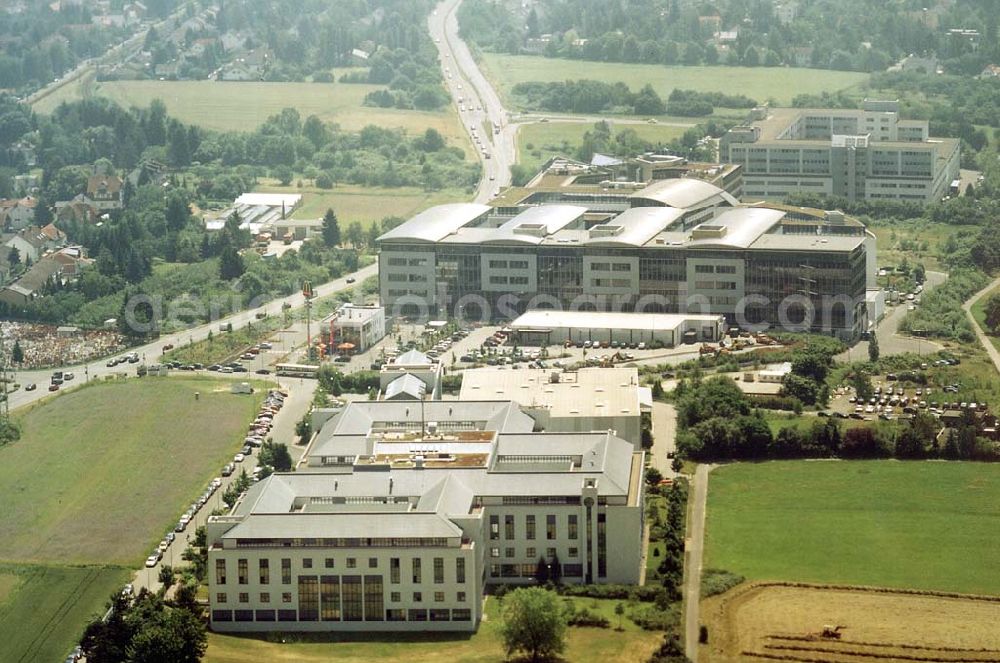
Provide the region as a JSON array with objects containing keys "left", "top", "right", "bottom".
[
  {"left": 684, "top": 463, "right": 712, "bottom": 661},
  {"left": 650, "top": 401, "right": 678, "bottom": 476},
  {"left": 6, "top": 262, "right": 377, "bottom": 412},
  {"left": 429, "top": 0, "right": 516, "bottom": 202}
]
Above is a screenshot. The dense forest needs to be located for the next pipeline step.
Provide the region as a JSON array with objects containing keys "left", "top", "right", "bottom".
[{"left": 459, "top": 0, "right": 999, "bottom": 74}]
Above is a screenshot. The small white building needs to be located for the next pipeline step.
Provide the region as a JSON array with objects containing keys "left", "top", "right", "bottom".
[
  {"left": 511, "top": 310, "right": 726, "bottom": 347},
  {"left": 326, "top": 304, "right": 385, "bottom": 353},
  {"left": 379, "top": 349, "right": 443, "bottom": 400}
]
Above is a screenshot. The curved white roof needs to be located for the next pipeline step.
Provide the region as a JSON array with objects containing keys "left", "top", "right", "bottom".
[
  {"left": 631, "top": 178, "right": 737, "bottom": 209},
  {"left": 686, "top": 207, "right": 787, "bottom": 249},
  {"left": 481, "top": 204, "right": 587, "bottom": 245},
  {"left": 377, "top": 203, "right": 491, "bottom": 243},
  {"left": 586, "top": 207, "right": 686, "bottom": 247}
]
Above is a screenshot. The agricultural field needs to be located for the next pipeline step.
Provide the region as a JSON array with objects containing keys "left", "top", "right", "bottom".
[
  {"left": 705, "top": 461, "right": 1000, "bottom": 595},
  {"left": 481, "top": 54, "right": 869, "bottom": 108},
  {"left": 701, "top": 583, "right": 1000, "bottom": 663},
  {"left": 0, "top": 377, "right": 260, "bottom": 565},
  {"left": 205, "top": 596, "right": 663, "bottom": 663},
  {"left": 255, "top": 180, "right": 470, "bottom": 226},
  {"left": 0, "top": 563, "right": 128, "bottom": 663},
  {"left": 517, "top": 121, "right": 689, "bottom": 173},
  {"left": 32, "top": 75, "right": 472, "bottom": 151}
]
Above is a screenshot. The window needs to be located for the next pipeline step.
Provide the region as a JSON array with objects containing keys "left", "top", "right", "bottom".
[
  {"left": 569, "top": 547, "right": 579, "bottom": 558},
  {"left": 546, "top": 515, "right": 556, "bottom": 540},
  {"left": 364, "top": 575, "right": 384, "bottom": 621},
  {"left": 215, "top": 559, "right": 227, "bottom": 585},
  {"left": 212, "top": 609, "right": 232, "bottom": 622},
  {"left": 457, "top": 591, "right": 466, "bottom": 602},
  {"left": 347, "top": 558, "right": 356, "bottom": 569},
  {"left": 546, "top": 547, "right": 556, "bottom": 559},
  {"left": 320, "top": 576, "right": 340, "bottom": 621},
  {"left": 434, "top": 591, "right": 445, "bottom": 603},
  {"left": 260, "top": 592, "right": 270, "bottom": 602},
  {"left": 490, "top": 563, "right": 500, "bottom": 577},
  {"left": 387, "top": 608, "right": 406, "bottom": 621},
  {"left": 281, "top": 558, "right": 291, "bottom": 584},
  {"left": 255, "top": 609, "right": 275, "bottom": 622},
  {"left": 456, "top": 558, "right": 466, "bottom": 583},
  {"left": 342, "top": 576, "right": 363, "bottom": 621},
  {"left": 409, "top": 609, "right": 428, "bottom": 622},
  {"left": 568, "top": 515, "right": 578, "bottom": 540},
  {"left": 430, "top": 609, "right": 450, "bottom": 621},
  {"left": 504, "top": 514, "right": 514, "bottom": 539},
  {"left": 298, "top": 576, "right": 318, "bottom": 621},
  {"left": 489, "top": 515, "right": 500, "bottom": 540},
  {"left": 597, "top": 513, "right": 607, "bottom": 578},
  {"left": 238, "top": 559, "right": 248, "bottom": 585},
  {"left": 390, "top": 558, "right": 400, "bottom": 584},
  {"left": 526, "top": 547, "right": 536, "bottom": 559},
  {"left": 453, "top": 609, "right": 472, "bottom": 621},
  {"left": 282, "top": 592, "right": 292, "bottom": 603},
  {"left": 526, "top": 515, "right": 536, "bottom": 540},
  {"left": 433, "top": 557, "right": 444, "bottom": 584},
  {"left": 303, "top": 558, "right": 313, "bottom": 569},
  {"left": 505, "top": 548, "right": 515, "bottom": 558},
  {"left": 412, "top": 558, "right": 422, "bottom": 583},
  {"left": 368, "top": 558, "right": 378, "bottom": 569},
  {"left": 612, "top": 263, "right": 631, "bottom": 272},
  {"left": 695, "top": 264, "right": 714, "bottom": 273},
  {"left": 259, "top": 559, "right": 270, "bottom": 584},
  {"left": 413, "top": 591, "right": 423, "bottom": 603},
  {"left": 278, "top": 608, "right": 296, "bottom": 621},
  {"left": 390, "top": 592, "right": 401, "bottom": 602},
  {"left": 239, "top": 592, "right": 249, "bottom": 603},
  {"left": 490, "top": 547, "right": 500, "bottom": 558},
  {"left": 325, "top": 558, "right": 335, "bottom": 569},
  {"left": 216, "top": 592, "right": 227, "bottom": 603},
  {"left": 235, "top": 609, "right": 253, "bottom": 622}
]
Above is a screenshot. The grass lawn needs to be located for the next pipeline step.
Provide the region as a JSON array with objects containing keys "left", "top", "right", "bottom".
[
  {"left": 705, "top": 460, "right": 1000, "bottom": 595},
  {"left": 204, "top": 596, "right": 662, "bottom": 663},
  {"left": 0, "top": 377, "right": 261, "bottom": 565},
  {"left": 33, "top": 76, "right": 472, "bottom": 151},
  {"left": 0, "top": 563, "right": 128, "bottom": 663},
  {"left": 255, "top": 180, "right": 471, "bottom": 226},
  {"left": 970, "top": 284, "right": 1000, "bottom": 353},
  {"left": 517, "top": 121, "right": 687, "bottom": 173},
  {"left": 481, "top": 54, "right": 869, "bottom": 108}
]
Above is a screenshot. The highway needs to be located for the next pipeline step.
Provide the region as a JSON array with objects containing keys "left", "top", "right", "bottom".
[
  {"left": 429, "top": 0, "right": 517, "bottom": 202},
  {"left": 5, "top": 262, "right": 377, "bottom": 411}
]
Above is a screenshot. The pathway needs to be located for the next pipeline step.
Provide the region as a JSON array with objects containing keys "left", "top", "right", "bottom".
[
  {"left": 962, "top": 274, "right": 1000, "bottom": 374},
  {"left": 684, "top": 463, "right": 713, "bottom": 661}
]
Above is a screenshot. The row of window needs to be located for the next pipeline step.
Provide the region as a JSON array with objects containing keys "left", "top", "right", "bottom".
[
  {"left": 217, "top": 590, "right": 467, "bottom": 605},
  {"left": 213, "top": 608, "right": 472, "bottom": 623},
  {"left": 489, "top": 514, "right": 578, "bottom": 541},
  {"left": 694, "top": 265, "right": 737, "bottom": 274},
  {"left": 216, "top": 556, "right": 466, "bottom": 586},
  {"left": 386, "top": 257, "right": 429, "bottom": 267},
  {"left": 488, "top": 259, "right": 529, "bottom": 269},
  {"left": 489, "top": 275, "right": 529, "bottom": 285},
  {"left": 589, "top": 262, "right": 632, "bottom": 272},
  {"left": 490, "top": 546, "right": 578, "bottom": 559}
]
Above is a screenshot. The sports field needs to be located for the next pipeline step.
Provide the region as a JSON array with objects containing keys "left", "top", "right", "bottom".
[
  {"left": 0, "top": 563, "right": 128, "bottom": 663},
  {"left": 517, "top": 121, "right": 689, "bottom": 172},
  {"left": 33, "top": 75, "right": 472, "bottom": 150},
  {"left": 481, "top": 54, "right": 869, "bottom": 108},
  {"left": 704, "top": 460, "right": 1000, "bottom": 594},
  {"left": 205, "top": 596, "right": 662, "bottom": 663}
]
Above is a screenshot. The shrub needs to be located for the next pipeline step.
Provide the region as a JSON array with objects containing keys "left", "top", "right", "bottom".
[{"left": 700, "top": 569, "right": 745, "bottom": 598}]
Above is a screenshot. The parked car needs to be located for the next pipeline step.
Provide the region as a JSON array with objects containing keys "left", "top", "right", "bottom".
[
  {"left": 48, "top": 384, "right": 59, "bottom": 392},
  {"left": 25, "top": 383, "right": 36, "bottom": 391},
  {"left": 144, "top": 555, "right": 159, "bottom": 568}
]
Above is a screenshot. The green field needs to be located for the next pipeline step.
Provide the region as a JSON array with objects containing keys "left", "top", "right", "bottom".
[
  {"left": 255, "top": 180, "right": 471, "bottom": 226},
  {"left": 481, "top": 54, "right": 869, "bottom": 108},
  {"left": 0, "top": 563, "right": 128, "bottom": 663},
  {"left": 1, "top": 377, "right": 260, "bottom": 565},
  {"left": 33, "top": 75, "right": 472, "bottom": 151},
  {"left": 205, "top": 596, "right": 662, "bottom": 663},
  {"left": 970, "top": 283, "right": 1000, "bottom": 352},
  {"left": 517, "top": 121, "right": 688, "bottom": 173},
  {"left": 705, "top": 460, "right": 1000, "bottom": 595}
]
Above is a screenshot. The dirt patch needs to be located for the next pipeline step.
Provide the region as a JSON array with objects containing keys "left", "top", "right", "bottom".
[{"left": 702, "top": 582, "right": 1000, "bottom": 663}]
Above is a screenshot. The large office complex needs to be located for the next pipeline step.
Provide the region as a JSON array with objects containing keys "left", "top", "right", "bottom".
[
  {"left": 207, "top": 400, "right": 644, "bottom": 632},
  {"left": 720, "top": 100, "right": 960, "bottom": 203},
  {"left": 377, "top": 179, "right": 876, "bottom": 340}
]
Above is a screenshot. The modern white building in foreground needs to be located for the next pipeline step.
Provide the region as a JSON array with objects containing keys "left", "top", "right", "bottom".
[
  {"left": 207, "top": 400, "right": 645, "bottom": 632},
  {"left": 510, "top": 310, "right": 726, "bottom": 347}
]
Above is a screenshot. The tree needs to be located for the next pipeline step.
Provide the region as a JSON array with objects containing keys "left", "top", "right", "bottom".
[
  {"left": 321, "top": 208, "right": 341, "bottom": 247},
  {"left": 11, "top": 339, "right": 23, "bottom": 364},
  {"left": 158, "top": 565, "right": 175, "bottom": 588},
  {"left": 614, "top": 602, "right": 625, "bottom": 631},
  {"left": 165, "top": 190, "right": 190, "bottom": 232},
  {"left": 7, "top": 247, "right": 19, "bottom": 266},
  {"left": 346, "top": 220, "right": 364, "bottom": 247},
  {"left": 868, "top": 334, "right": 880, "bottom": 363},
  {"left": 499, "top": 587, "right": 567, "bottom": 662},
  {"left": 985, "top": 292, "right": 1000, "bottom": 333},
  {"left": 645, "top": 466, "right": 664, "bottom": 488},
  {"left": 849, "top": 370, "right": 874, "bottom": 403},
  {"left": 259, "top": 440, "right": 293, "bottom": 472},
  {"left": 219, "top": 246, "right": 245, "bottom": 280}
]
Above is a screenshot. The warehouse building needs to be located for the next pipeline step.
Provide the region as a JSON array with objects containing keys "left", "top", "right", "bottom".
[
  {"left": 508, "top": 310, "right": 725, "bottom": 348},
  {"left": 377, "top": 181, "right": 875, "bottom": 340},
  {"left": 207, "top": 400, "right": 644, "bottom": 632},
  {"left": 719, "top": 100, "right": 960, "bottom": 203}
]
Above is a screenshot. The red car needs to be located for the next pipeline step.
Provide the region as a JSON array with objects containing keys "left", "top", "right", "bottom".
[{"left": 48, "top": 383, "right": 60, "bottom": 392}]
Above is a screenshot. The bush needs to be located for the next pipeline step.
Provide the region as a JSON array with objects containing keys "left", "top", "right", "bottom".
[
  {"left": 556, "top": 584, "right": 660, "bottom": 602},
  {"left": 628, "top": 603, "right": 680, "bottom": 631},
  {"left": 700, "top": 569, "right": 745, "bottom": 598}
]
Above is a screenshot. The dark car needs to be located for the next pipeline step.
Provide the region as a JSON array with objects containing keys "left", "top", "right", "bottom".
[
  {"left": 231, "top": 366, "right": 248, "bottom": 373},
  {"left": 335, "top": 355, "right": 351, "bottom": 363},
  {"left": 48, "top": 383, "right": 60, "bottom": 392},
  {"left": 255, "top": 368, "right": 271, "bottom": 375},
  {"left": 346, "top": 277, "right": 356, "bottom": 284},
  {"left": 25, "top": 383, "right": 36, "bottom": 391},
  {"left": 207, "top": 364, "right": 221, "bottom": 371}
]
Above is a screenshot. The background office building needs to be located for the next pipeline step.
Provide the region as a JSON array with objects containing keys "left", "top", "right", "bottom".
[
  {"left": 719, "top": 100, "right": 960, "bottom": 203},
  {"left": 207, "top": 400, "right": 644, "bottom": 632},
  {"left": 377, "top": 180, "right": 875, "bottom": 339}
]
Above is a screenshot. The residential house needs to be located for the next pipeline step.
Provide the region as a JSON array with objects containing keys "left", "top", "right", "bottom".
[
  {"left": 0, "top": 258, "right": 62, "bottom": 307},
  {"left": 0, "top": 196, "right": 37, "bottom": 231},
  {"left": 86, "top": 174, "right": 124, "bottom": 210},
  {"left": 5, "top": 224, "right": 66, "bottom": 263},
  {"left": 56, "top": 201, "right": 99, "bottom": 225},
  {"left": 980, "top": 64, "right": 1000, "bottom": 78},
  {"left": 50, "top": 246, "right": 92, "bottom": 277}
]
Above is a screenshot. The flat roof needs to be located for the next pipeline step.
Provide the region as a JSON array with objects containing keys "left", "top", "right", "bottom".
[
  {"left": 377, "top": 203, "right": 491, "bottom": 243},
  {"left": 234, "top": 192, "right": 301, "bottom": 207},
  {"left": 749, "top": 233, "right": 865, "bottom": 252},
  {"left": 460, "top": 368, "right": 641, "bottom": 419},
  {"left": 510, "top": 309, "right": 723, "bottom": 332}
]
